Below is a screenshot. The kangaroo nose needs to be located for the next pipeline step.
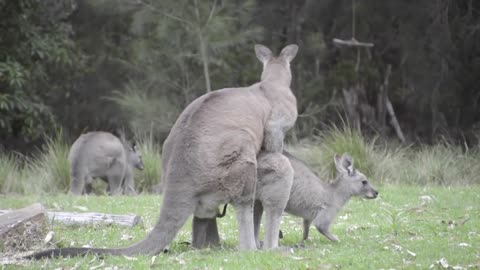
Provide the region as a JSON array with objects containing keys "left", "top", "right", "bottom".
[{"left": 373, "top": 190, "right": 379, "bottom": 197}]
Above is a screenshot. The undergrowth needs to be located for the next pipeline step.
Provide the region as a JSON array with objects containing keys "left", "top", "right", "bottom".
[{"left": 1, "top": 126, "right": 479, "bottom": 194}]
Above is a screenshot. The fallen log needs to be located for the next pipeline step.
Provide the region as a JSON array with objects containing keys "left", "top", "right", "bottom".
[
  {"left": 0, "top": 203, "right": 48, "bottom": 254},
  {"left": 0, "top": 208, "right": 142, "bottom": 228}
]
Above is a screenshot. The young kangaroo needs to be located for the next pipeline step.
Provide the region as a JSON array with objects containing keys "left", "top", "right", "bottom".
[{"left": 278, "top": 152, "right": 378, "bottom": 242}]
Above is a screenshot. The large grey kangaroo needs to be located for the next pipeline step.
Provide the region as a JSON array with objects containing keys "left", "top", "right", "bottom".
[
  {"left": 191, "top": 151, "right": 378, "bottom": 248},
  {"left": 28, "top": 44, "right": 298, "bottom": 259},
  {"left": 69, "top": 131, "right": 144, "bottom": 196}
]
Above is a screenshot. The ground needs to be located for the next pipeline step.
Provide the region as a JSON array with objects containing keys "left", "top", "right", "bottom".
[{"left": 0, "top": 185, "right": 479, "bottom": 269}]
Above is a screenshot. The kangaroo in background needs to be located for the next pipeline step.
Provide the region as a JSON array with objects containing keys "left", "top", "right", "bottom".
[
  {"left": 68, "top": 131, "right": 144, "bottom": 196},
  {"left": 28, "top": 44, "right": 298, "bottom": 259},
  {"left": 191, "top": 151, "right": 378, "bottom": 248}
]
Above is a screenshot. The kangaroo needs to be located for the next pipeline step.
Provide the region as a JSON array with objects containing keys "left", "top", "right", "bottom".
[
  {"left": 259, "top": 151, "right": 379, "bottom": 242},
  {"left": 28, "top": 44, "right": 298, "bottom": 259},
  {"left": 68, "top": 131, "right": 144, "bottom": 196},
  {"left": 191, "top": 151, "right": 378, "bottom": 248}
]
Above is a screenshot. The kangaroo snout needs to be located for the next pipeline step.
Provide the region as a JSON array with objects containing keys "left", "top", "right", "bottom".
[{"left": 366, "top": 189, "right": 379, "bottom": 199}]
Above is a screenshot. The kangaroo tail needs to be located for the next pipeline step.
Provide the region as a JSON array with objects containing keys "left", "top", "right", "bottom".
[
  {"left": 25, "top": 247, "right": 118, "bottom": 259},
  {"left": 27, "top": 190, "right": 195, "bottom": 259}
]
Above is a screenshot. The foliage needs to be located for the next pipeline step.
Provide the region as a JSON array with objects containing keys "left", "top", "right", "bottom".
[
  {"left": 2, "top": 0, "right": 480, "bottom": 149},
  {"left": 0, "top": 0, "right": 82, "bottom": 143}
]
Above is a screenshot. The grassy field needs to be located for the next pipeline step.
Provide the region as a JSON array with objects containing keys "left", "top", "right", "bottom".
[{"left": 1, "top": 185, "right": 479, "bottom": 269}]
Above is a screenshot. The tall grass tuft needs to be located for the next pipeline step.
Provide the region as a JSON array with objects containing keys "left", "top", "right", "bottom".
[
  {"left": 289, "top": 127, "right": 480, "bottom": 186},
  {"left": 403, "top": 143, "right": 479, "bottom": 185},
  {"left": 289, "top": 125, "right": 377, "bottom": 181},
  {"left": 0, "top": 152, "right": 25, "bottom": 194},
  {"left": 134, "top": 130, "right": 162, "bottom": 193},
  {"left": 25, "top": 132, "right": 71, "bottom": 194}
]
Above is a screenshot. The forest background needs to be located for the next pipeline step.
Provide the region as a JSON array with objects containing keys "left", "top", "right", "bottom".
[{"left": 2, "top": 0, "right": 480, "bottom": 153}]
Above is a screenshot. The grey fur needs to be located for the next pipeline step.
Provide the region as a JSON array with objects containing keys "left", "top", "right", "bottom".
[
  {"left": 68, "top": 131, "right": 144, "bottom": 196},
  {"left": 191, "top": 151, "right": 378, "bottom": 248},
  {"left": 266, "top": 151, "right": 379, "bottom": 242},
  {"left": 28, "top": 44, "right": 298, "bottom": 259},
  {"left": 253, "top": 152, "right": 293, "bottom": 249}
]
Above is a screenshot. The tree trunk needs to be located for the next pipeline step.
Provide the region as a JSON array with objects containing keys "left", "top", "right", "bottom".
[{"left": 199, "top": 34, "right": 212, "bottom": 93}]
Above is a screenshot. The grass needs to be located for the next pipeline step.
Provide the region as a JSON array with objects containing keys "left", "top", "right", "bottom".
[
  {"left": 27, "top": 134, "right": 71, "bottom": 194},
  {"left": 134, "top": 131, "right": 163, "bottom": 193},
  {"left": 1, "top": 186, "right": 479, "bottom": 269},
  {"left": 2, "top": 127, "right": 479, "bottom": 195},
  {"left": 288, "top": 126, "right": 480, "bottom": 186},
  {"left": 0, "top": 152, "right": 24, "bottom": 193}
]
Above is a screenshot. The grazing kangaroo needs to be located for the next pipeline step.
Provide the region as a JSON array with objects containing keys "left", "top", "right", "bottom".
[
  {"left": 28, "top": 44, "right": 298, "bottom": 259},
  {"left": 68, "top": 131, "right": 144, "bottom": 196},
  {"left": 260, "top": 151, "right": 378, "bottom": 242},
  {"left": 191, "top": 151, "right": 378, "bottom": 248}
]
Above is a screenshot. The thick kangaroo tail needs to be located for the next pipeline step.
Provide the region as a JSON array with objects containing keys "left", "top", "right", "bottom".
[
  {"left": 27, "top": 191, "right": 195, "bottom": 259},
  {"left": 25, "top": 247, "right": 118, "bottom": 259}
]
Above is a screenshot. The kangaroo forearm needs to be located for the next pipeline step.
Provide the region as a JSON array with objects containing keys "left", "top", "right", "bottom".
[{"left": 263, "top": 128, "right": 285, "bottom": 153}]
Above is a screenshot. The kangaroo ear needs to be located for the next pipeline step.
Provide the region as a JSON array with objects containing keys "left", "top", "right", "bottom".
[
  {"left": 279, "top": 44, "right": 298, "bottom": 62},
  {"left": 341, "top": 153, "right": 354, "bottom": 175},
  {"left": 334, "top": 153, "right": 346, "bottom": 174},
  {"left": 255, "top": 44, "right": 273, "bottom": 64}
]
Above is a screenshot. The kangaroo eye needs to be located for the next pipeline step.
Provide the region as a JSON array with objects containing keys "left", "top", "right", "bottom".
[{"left": 362, "top": 180, "right": 368, "bottom": 185}]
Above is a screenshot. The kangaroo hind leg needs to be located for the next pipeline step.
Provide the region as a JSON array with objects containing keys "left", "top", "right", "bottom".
[
  {"left": 228, "top": 160, "right": 257, "bottom": 251},
  {"left": 256, "top": 153, "right": 294, "bottom": 249}
]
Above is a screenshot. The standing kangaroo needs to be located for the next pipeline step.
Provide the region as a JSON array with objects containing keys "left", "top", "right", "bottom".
[
  {"left": 255, "top": 151, "right": 378, "bottom": 243},
  {"left": 28, "top": 44, "right": 298, "bottom": 259},
  {"left": 191, "top": 151, "right": 378, "bottom": 248},
  {"left": 68, "top": 131, "right": 144, "bottom": 196}
]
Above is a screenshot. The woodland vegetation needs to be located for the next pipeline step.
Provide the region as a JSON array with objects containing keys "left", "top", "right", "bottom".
[{"left": 1, "top": 0, "right": 480, "bottom": 152}]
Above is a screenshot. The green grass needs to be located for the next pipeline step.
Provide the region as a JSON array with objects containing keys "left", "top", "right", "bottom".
[
  {"left": 0, "top": 152, "right": 24, "bottom": 194},
  {"left": 288, "top": 126, "right": 480, "bottom": 186},
  {"left": 1, "top": 186, "right": 479, "bottom": 269},
  {"left": 134, "top": 131, "right": 163, "bottom": 193},
  {"left": 2, "top": 127, "right": 479, "bottom": 195},
  {"left": 27, "top": 134, "right": 71, "bottom": 194}
]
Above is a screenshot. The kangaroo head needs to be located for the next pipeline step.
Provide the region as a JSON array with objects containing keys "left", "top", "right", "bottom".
[
  {"left": 255, "top": 44, "right": 298, "bottom": 86},
  {"left": 127, "top": 141, "right": 144, "bottom": 171},
  {"left": 334, "top": 153, "right": 378, "bottom": 199}
]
